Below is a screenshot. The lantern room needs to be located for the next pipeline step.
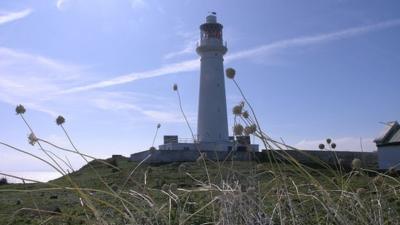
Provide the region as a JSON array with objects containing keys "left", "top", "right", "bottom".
[{"left": 200, "top": 13, "right": 223, "bottom": 42}]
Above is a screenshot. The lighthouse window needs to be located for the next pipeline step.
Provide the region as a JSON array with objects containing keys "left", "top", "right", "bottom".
[
  {"left": 201, "top": 29, "right": 222, "bottom": 40},
  {"left": 216, "top": 31, "right": 222, "bottom": 39}
]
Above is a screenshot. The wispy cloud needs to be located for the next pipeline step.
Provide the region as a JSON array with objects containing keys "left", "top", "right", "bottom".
[
  {"left": 91, "top": 91, "right": 193, "bottom": 123},
  {"left": 163, "top": 30, "right": 198, "bottom": 60},
  {"left": 226, "top": 18, "right": 400, "bottom": 62},
  {"left": 163, "top": 41, "right": 196, "bottom": 60},
  {"left": 63, "top": 18, "right": 400, "bottom": 93},
  {"left": 61, "top": 59, "right": 198, "bottom": 93},
  {"left": 0, "top": 47, "right": 192, "bottom": 123},
  {"left": 0, "top": 9, "right": 32, "bottom": 25},
  {"left": 3, "top": 18, "right": 400, "bottom": 124},
  {"left": 0, "top": 47, "right": 83, "bottom": 116}
]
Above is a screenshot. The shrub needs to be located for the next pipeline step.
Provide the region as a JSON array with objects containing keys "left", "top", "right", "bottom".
[{"left": 0, "top": 177, "right": 8, "bottom": 185}]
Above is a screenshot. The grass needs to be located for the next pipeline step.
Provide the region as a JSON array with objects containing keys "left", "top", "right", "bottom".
[
  {"left": 1, "top": 156, "right": 400, "bottom": 225},
  {"left": 1, "top": 71, "right": 400, "bottom": 224}
]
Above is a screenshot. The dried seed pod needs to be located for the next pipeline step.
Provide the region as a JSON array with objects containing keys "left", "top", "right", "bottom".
[
  {"left": 225, "top": 68, "right": 236, "bottom": 79},
  {"left": 161, "top": 184, "right": 169, "bottom": 192},
  {"left": 233, "top": 124, "right": 244, "bottom": 136},
  {"left": 352, "top": 158, "right": 362, "bottom": 170},
  {"left": 149, "top": 146, "right": 157, "bottom": 152},
  {"left": 15, "top": 104, "right": 26, "bottom": 114},
  {"left": 169, "top": 183, "right": 178, "bottom": 192},
  {"left": 56, "top": 115, "right": 65, "bottom": 125},
  {"left": 232, "top": 105, "right": 243, "bottom": 115},
  {"left": 242, "top": 111, "right": 249, "bottom": 119},
  {"left": 28, "top": 133, "right": 38, "bottom": 146},
  {"left": 373, "top": 175, "right": 384, "bottom": 186}
]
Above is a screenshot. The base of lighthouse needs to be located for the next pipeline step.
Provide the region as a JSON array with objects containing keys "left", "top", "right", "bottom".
[{"left": 158, "top": 135, "right": 259, "bottom": 152}]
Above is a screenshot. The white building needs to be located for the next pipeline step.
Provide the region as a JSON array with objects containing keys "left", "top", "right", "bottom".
[
  {"left": 159, "top": 13, "right": 258, "bottom": 152},
  {"left": 375, "top": 121, "right": 400, "bottom": 170},
  {"left": 196, "top": 13, "right": 229, "bottom": 144}
]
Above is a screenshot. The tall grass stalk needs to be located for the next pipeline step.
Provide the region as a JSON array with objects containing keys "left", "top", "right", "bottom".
[{"left": 2, "top": 93, "right": 400, "bottom": 225}]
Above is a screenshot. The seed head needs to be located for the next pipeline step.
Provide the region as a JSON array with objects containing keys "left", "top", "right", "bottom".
[
  {"left": 157, "top": 123, "right": 161, "bottom": 129},
  {"left": 178, "top": 163, "right": 187, "bottom": 174},
  {"left": 225, "top": 68, "right": 236, "bottom": 79},
  {"left": 373, "top": 175, "right": 384, "bottom": 186},
  {"left": 242, "top": 111, "right": 249, "bottom": 119},
  {"left": 233, "top": 124, "right": 244, "bottom": 136},
  {"left": 388, "top": 167, "right": 397, "bottom": 176},
  {"left": 352, "top": 158, "right": 362, "bottom": 170},
  {"left": 146, "top": 167, "right": 153, "bottom": 175},
  {"left": 28, "top": 133, "right": 38, "bottom": 146},
  {"left": 56, "top": 116, "right": 65, "bottom": 125},
  {"left": 161, "top": 184, "right": 169, "bottom": 192},
  {"left": 232, "top": 104, "right": 243, "bottom": 115},
  {"left": 173, "top": 83, "right": 178, "bottom": 91},
  {"left": 331, "top": 143, "right": 337, "bottom": 149},
  {"left": 15, "top": 104, "right": 26, "bottom": 115},
  {"left": 244, "top": 124, "right": 257, "bottom": 135},
  {"left": 318, "top": 144, "right": 325, "bottom": 150},
  {"left": 169, "top": 183, "right": 178, "bottom": 192},
  {"left": 149, "top": 146, "right": 156, "bottom": 152},
  {"left": 356, "top": 187, "right": 367, "bottom": 195},
  {"left": 326, "top": 138, "right": 332, "bottom": 144}
]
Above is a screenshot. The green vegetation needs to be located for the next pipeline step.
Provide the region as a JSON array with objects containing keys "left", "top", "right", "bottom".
[
  {"left": 1, "top": 156, "right": 400, "bottom": 225},
  {"left": 2, "top": 70, "right": 399, "bottom": 224}
]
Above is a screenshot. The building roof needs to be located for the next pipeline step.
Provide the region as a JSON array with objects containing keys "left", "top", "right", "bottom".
[{"left": 374, "top": 121, "right": 400, "bottom": 147}]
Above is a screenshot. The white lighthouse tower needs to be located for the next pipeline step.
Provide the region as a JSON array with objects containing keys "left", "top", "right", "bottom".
[
  {"left": 196, "top": 13, "right": 229, "bottom": 147},
  {"left": 157, "top": 13, "right": 258, "bottom": 153}
]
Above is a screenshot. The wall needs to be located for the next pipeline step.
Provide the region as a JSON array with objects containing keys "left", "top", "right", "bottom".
[
  {"left": 130, "top": 149, "right": 378, "bottom": 169},
  {"left": 377, "top": 145, "right": 400, "bottom": 169}
]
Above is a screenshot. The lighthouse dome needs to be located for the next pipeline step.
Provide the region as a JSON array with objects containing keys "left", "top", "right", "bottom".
[{"left": 206, "top": 14, "right": 217, "bottom": 23}]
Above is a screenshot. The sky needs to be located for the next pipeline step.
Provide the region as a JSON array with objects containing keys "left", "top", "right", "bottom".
[{"left": 1, "top": 0, "right": 400, "bottom": 176}]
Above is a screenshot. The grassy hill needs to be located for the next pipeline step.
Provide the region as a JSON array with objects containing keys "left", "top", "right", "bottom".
[{"left": 1, "top": 155, "right": 400, "bottom": 225}]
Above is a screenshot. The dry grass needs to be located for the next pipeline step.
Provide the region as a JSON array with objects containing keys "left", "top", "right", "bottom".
[{"left": 1, "top": 75, "right": 400, "bottom": 224}]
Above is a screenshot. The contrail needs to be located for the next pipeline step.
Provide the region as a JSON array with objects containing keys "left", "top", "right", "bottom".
[
  {"left": 60, "top": 59, "right": 198, "bottom": 94},
  {"left": 226, "top": 18, "right": 400, "bottom": 61},
  {"left": 0, "top": 9, "right": 32, "bottom": 25},
  {"left": 62, "top": 18, "right": 400, "bottom": 94}
]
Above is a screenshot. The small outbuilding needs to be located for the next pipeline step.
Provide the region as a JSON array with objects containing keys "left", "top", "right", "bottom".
[{"left": 375, "top": 121, "right": 400, "bottom": 170}]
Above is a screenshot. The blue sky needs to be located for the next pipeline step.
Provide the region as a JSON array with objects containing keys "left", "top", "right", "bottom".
[{"left": 1, "top": 0, "right": 400, "bottom": 173}]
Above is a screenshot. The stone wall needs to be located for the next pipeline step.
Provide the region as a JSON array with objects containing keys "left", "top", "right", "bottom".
[
  {"left": 129, "top": 150, "right": 257, "bottom": 164},
  {"left": 258, "top": 149, "right": 377, "bottom": 169},
  {"left": 130, "top": 149, "right": 378, "bottom": 169}
]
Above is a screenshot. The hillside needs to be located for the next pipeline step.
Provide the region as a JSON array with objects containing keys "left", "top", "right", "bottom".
[{"left": 1, "top": 155, "right": 399, "bottom": 225}]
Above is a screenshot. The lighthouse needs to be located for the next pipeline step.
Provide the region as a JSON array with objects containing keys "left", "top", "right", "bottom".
[
  {"left": 155, "top": 13, "right": 258, "bottom": 153},
  {"left": 196, "top": 13, "right": 229, "bottom": 145}
]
